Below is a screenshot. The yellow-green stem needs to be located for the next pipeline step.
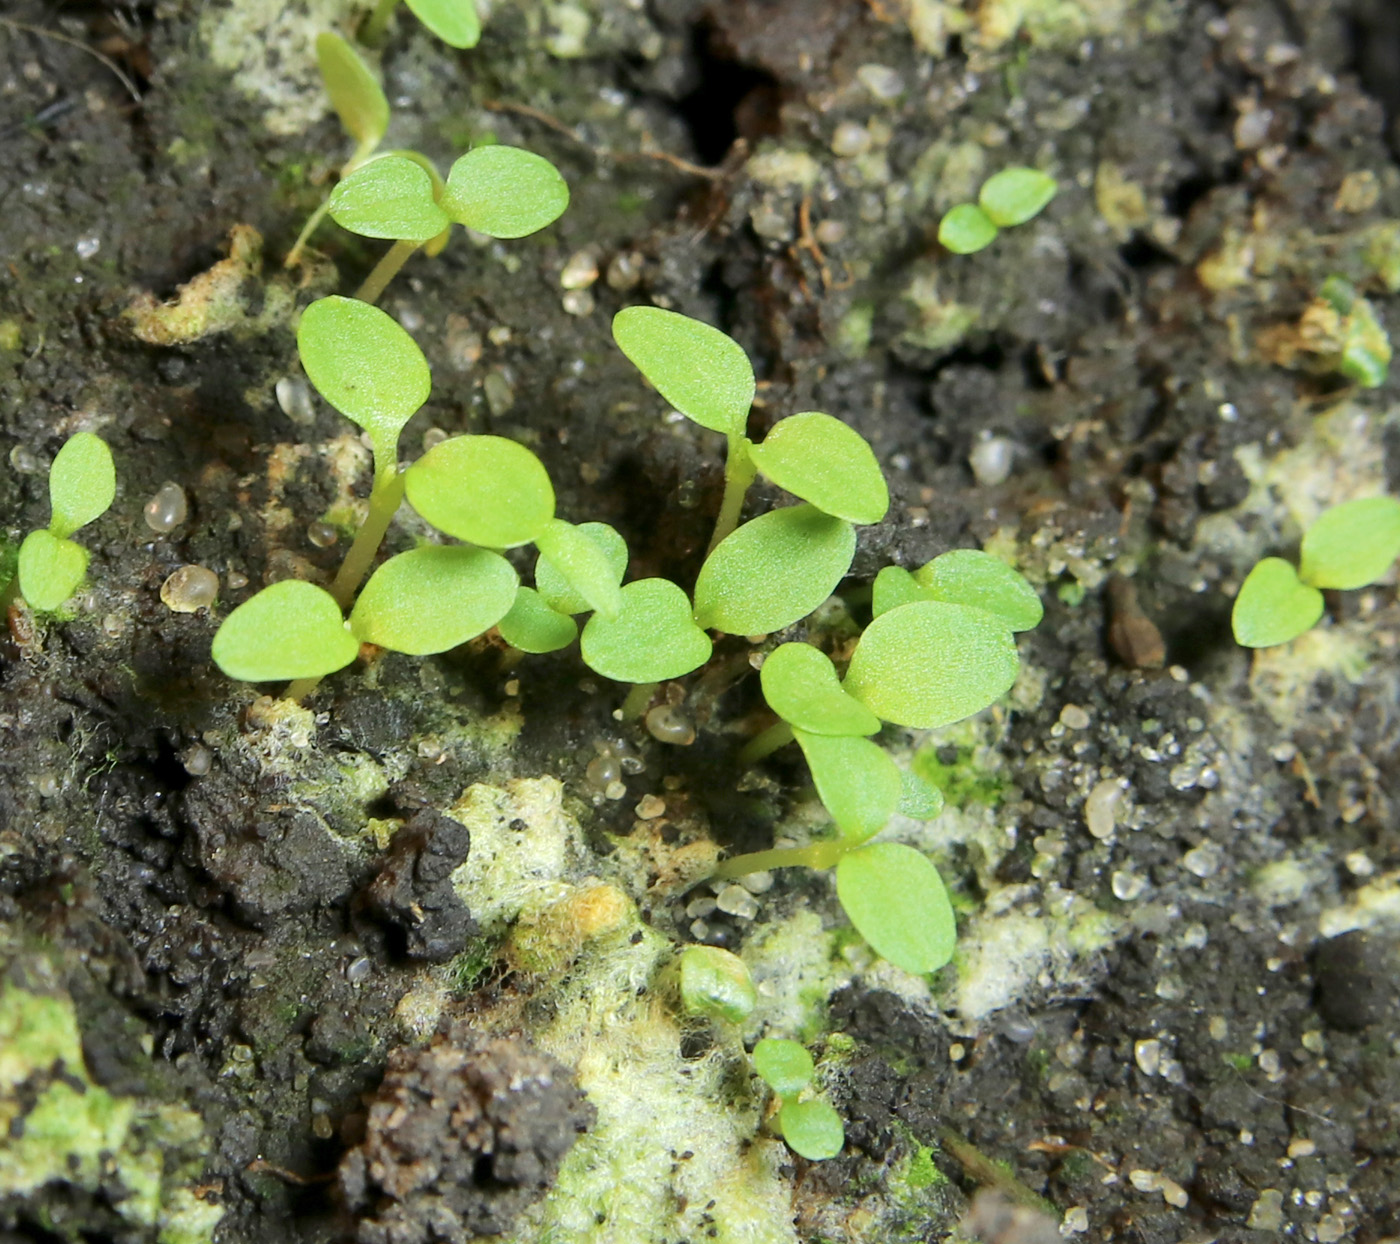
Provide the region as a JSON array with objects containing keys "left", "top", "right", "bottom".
[
  {"left": 284, "top": 138, "right": 379, "bottom": 268},
  {"left": 707, "top": 435, "right": 757, "bottom": 554},
  {"left": 356, "top": 239, "right": 421, "bottom": 305},
  {"left": 621, "top": 682, "right": 658, "bottom": 720},
  {"left": 738, "top": 720, "right": 794, "bottom": 766},
  {"left": 713, "top": 839, "right": 846, "bottom": 879},
  {"left": 331, "top": 470, "right": 404, "bottom": 610},
  {"left": 360, "top": 0, "right": 400, "bottom": 45}
]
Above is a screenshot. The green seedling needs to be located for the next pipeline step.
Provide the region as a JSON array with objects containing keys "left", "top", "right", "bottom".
[
  {"left": 4, "top": 433, "right": 115, "bottom": 613},
  {"left": 1233, "top": 495, "right": 1400, "bottom": 647},
  {"left": 1319, "top": 276, "right": 1391, "bottom": 389},
  {"left": 938, "top": 166, "right": 1057, "bottom": 255},
  {"left": 677, "top": 946, "right": 756, "bottom": 1024},
  {"left": 752, "top": 1038, "right": 844, "bottom": 1162},
  {"left": 361, "top": 0, "right": 481, "bottom": 48}
]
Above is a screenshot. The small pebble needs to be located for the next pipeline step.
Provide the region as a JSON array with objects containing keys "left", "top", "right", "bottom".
[
  {"left": 560, "top": 247, "right": 600, "bottom": 290},
  {"left": 645, "top": 703, "right": 695, "bottom": 745},
  {"left": 1111, "top": 870, "right": 1146, "bottom": 901},
  {"left": 831, "top": 122, "right": 871, "bottom": 157},
  {"left": 1129, "top": 1170, "right": 1160, "bottom": 1193},
  {"left": 345, "top": 956, "right": 372, "bottom": 984},
  {"left": 226, "top": 570, "right": 249, "bottom": 590},
  {"left": 686, "top": 896, "right": 717, "bottom": 920},
  {"left": 1134, "top": 1038, "right": 1161, "bottom": 1076},
  {"left": 738, "top": 870, "right": 774, "bottom": 894},
  {"left": 969, "top": 434, "right": 1014, "bottom": 486},
  {"left": 1287, "top": 1138, "right": 1316, "bottom": 1158},
  {"left": 307, "top": 520, "right": 338, "bottom": 548},
  {"left": 1183, "top": 841, "right": 1222, "bottom": 878},
  {"left": 9, "top": 444, "right": 42, "bottom": 473},
  {"left": 715, "top": 884, "right": 759, "bottom": 920},
  {"left": 483, "top": 369, "right": 515, "bottom": 415},
  {"left": 561, "top": 289, "right": 595, "bottom": 317},
  {"left": 275, "top": 376, "right": 315, "bottom": 424},
  {"left": 75, "top": 234, "right": 100, "bottom": 259},
  {"left": 856, "top": 63, "right": 904, "bottom": 100},
  {"left": 143, "top": 481, "right": 188, "bottom": 533},
  {"left": 1059, "top": 704, "right": 1091, "bottom": 730},
  {"left": 606, "top": 251, "right": 644, "bottom": 291},
  {"left": 181, "top": 745, "right": 212, "bottom": 777},
  {"left": 1085, "top": 779, "right": 1124, "bottom": 839},
  {"left": 635, "top": 794, "right": 666, "bottom": 819},
  {"left": 1061, "top": 1206, "right": 1089, "bottom": 1235},
  {"left": 585, "top": 753, "right": 620, "bottom": 791},
  {"left": 604, "top": 779, "right": 626, "bottom": 801},
  {"left": 160, "top": 565, "right": 219, "bottom": 613}
]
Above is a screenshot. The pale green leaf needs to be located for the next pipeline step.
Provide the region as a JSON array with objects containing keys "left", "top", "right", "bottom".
[
  {"left": 498, "top": 587, "right": 578, "bottom": 653},
  {"left": 405, "top": 435, "right": 555, "bottom": 548},
  {"left": 760, "top": 643, "right": 879, "bottom": 737},
  {"left": 612, "top": 307, "right": 755, "bottom": 436},
  {"left": 978, "top": 166, "right": 1057, "bottom": 228},
  {"left": 580, "top": 578, "right": 712, "bottom": 683},
  {"left": 1298, "top": 496, "right": 1400, "bottom": 590},
  {"left": 441, "top": 146, "right": 569, "bottom": 238},
  {"left": 47, "top": 432, "right": 115, "bottom": 538},
  {"left": 794, "top": 729, "right": 901, "bottom": 843},
  {"left": 328, "top": 156, "right": 450, "bottom": 242},
  {"left": 678, "top": 946, "right": 756, "bottom": 1024},
  {"left": 1231, "top": 557, "right": 1324, "bottom": 648},
  {"left": 316, "top": 32, "right": 388, "bottom": 150},
  {"left": 747, "top": 412, "right": 888, "bottom": 524},
  {"left": 211, "top": 580, "right": 359, "bottom": 682},
  {"left": 938, "top": 204, "right": 998, "bottom": 254},
  {"left": 693, "top": 505, "right": 856, "bottom": 635},
  {"left": 898, "top": 769, "right": 944, "bottom": 820},
  {"left": 836, "top": 843, "right": 956, "bottom": 974},
  {"left": 753, "top": 1038, "right": 813, "bottom": 1097},
  {"left": 534, "top": 519, "right": 624, "bottom": 619},
  {"left": 844, "top": 600, "right": 1019, "bottom": 729},
  {"left": 17, "top": 530, "right": 87, "bottom": 611},
  {"left": 778, "top": 1099, "right": 844, "bottom": 1161},
  {"left": 349, "top": 545, "right": 518, "bottom": 655},
  {"left": 913, "top": 549, "right": 1043, "bottom": 631},
  {"left": 871, "top": 565, "right": 927, "bottom": 617},
  {"left": 297, "top": 296, "right": 429, "bottom": 469},
  {"left": 404, "top": 0, "right": 480, "bottom": 47}
]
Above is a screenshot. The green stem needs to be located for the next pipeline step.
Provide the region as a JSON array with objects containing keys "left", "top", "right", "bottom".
[
  {"left": 738, "top": 721, "right": 794, "bottom": 766},
  {"left": 707, "top": 435, "right": 757, "bottom": 554},
  {"left": 330, "top": 470, "right": 405, "bottom": 610},
  {"left": 284, "top": 138, "right": 379, "bottom": 269},
  {"left": 283, "top": 674, "right": 322, "bottom": 704},
  {"left": 356, "top": 239, "right": 421, "bottom": 305},
  {"left": 621, "top": 682, "right": 658, "bottom": 720},
  {"left": 714, "top": 839, "right": 846, "bottom": 879},
  {"left": 360, "top": 0, "right": 400, "bottom": 46}
]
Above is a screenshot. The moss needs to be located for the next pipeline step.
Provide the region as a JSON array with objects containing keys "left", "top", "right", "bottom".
[{"left": 912, "top": 745, "right": 1010, "bottom": 810}]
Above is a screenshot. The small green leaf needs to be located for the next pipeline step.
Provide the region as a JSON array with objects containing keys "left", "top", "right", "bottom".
[
  {"left": 871, "top": 565, "right": 927, "bottom": 617},
  {"left": 678, "top": 946, "right": 756, "bottom": 1024},
  {"left": 938, "top": 204, "right": 998, "bottom": 254},
  {"left": 778, "top": 1099, "right": 844, "bottom": 1161},
  {"left": 978, "top": 166, "right": 1057, "bottom": 228},
  {"left": 534, "top": 519, "right": 625, "bottom": 619},
  {"left": 316, "top": 32, "right": 389, "bottom": 151},
  {"left": 898, "top": 769, "right": 945, "bottom": 820},
  {"left": 580, "top": 578, "right": 712, "bottom": 683},
  {"left": 47, "top": 432, "right": 115, "bottom": 538},
  {"left": 836, "top": 843, "right": 956, "bottom": 974},
  {"left": 211, "top": 580, "right": 359, "bottom": 682},
  {"left": 1339, "top": 299, "right": 1391, "bottom": 389},
  {"left": 694, "top": 505, "right": 856, "bottom": 635},
  {"left": 760, "top": 643, "right": 880, "bottom": 737},
  {"left": 1231, "top": 557, "right": 1324, "bottom": 648},
  {"left": 349, "top": 545, "right": 518, "bottom": 655},
  {"left": 441, "top": 146, "right": 569, "bottom": 239},
  {"left": 404, "top": 0, "right": 481, "bottom": 47},
  {"left": 612, "top": 307, "right": 755, "bottom": 437},
  {"left": 497, "top": 586, "right": 579, "bottom": 653},
  {"left": 297, "top": 296, "right": 430, "bottom": 469},
  {"left": 794, "top": 729, "right": 901, "bottom": 843},
  {"left": 17, "top": 530, "right": 87, "bottom": 611},
  {"left": 913, "top": 549, "right": 1043, "bottom": 631},
  {"left": 753, "top": 1038, "right": 813, "bottom": 1097},
  {"left": 328, "top": 156, "right": 450, "bottom": 242},
  {"left": 747, "top": 412, "right": 888, "bottom": 524},
  {"left": 536, "top": 521, "right": 627, "bottom": 616},
  {"left": 844, "top": 601, "right": 1020, "bottom": 729},
  {"left": 404, "top": 435, "right": 555, "bottom": 548},
  {"left": 1299, "top": 496, "right": 1400, "bottom": 590}
]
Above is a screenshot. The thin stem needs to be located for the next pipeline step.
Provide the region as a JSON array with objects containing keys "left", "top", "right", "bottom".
[
  {"left": 713, "top": 839, "right": 846, "bottom": 879},
  {"left": 621, "top": 682, "right": 658, "bottom": 720},
  {"left": 283, "top": 674, "right": 322, "bottom": 703},
  {"left": 707, "top": 435, "right": 757, "bottom": 554},
  {"left": 355, "top": 239, "right": 421, "bottom": 305},
  {"left": 738, "top": 720, "right": 794, "bottom": 766},
  {"left": 284, "top": 138, "right": 379, "bottom": 268},
  {"left": 359, "top": 0, "right": 400, "bottom": 46},
  {"left": 330, "top": 470, "right": 405, "bottom": 610}
]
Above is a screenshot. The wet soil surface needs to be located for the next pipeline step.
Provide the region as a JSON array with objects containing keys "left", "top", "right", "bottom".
[{"left": 3, "top": 0, "right": 1400, "bottom": 1241}]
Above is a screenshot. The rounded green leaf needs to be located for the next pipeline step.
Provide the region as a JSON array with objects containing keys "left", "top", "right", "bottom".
[
  {"left": 498, "top": 586, "right": 579, "bottom": 653},
  {"left": 441, "top": 146, "right": 569, "bottom": 239},
  {"left": 753, "top": 1038, "right": 813, "bottom": 1097},
  {"left": 612, "top": 307, "right": 755, "bottom": 436},
  {"left": 761, "top": 643, "right": 879, "bottom": 737},
  {"left": 978, "top": 166, "right": 1057, "bottom": 228},
  {"left": 871, "top": 565, "right": 927, "bottom": 618},
  {"left": 938, "top": 204, "right": 998, "bottom": 254},
  {"left": 211, "top": 580, "right": 359, "bottom": 683},
  {"left": 844, "top": 601, "right": 1020, "bottom": 729},
  {"left": 297, "top": 296, "right": 430, "bottom": 467},
  {"left": 898, "top": 768, "right": 945, "bottom": 820},
  {"left": 794, "top": 729, "right": 901, "bottom": 843},
  {"left": 836, "top": 843, "right": 956, "bottom": 974},
  {"left": 747, "top": 412, "right": 888, "bottom": 524},
  {"left": 17, "top": 530, "right": 87, "bottom": 611},
  {"left": 913, "top": 549, "right": 1043, "bottom": 631},
  {"left": 405, "top": 0, "right": 481, "bottom": 48},
  {"left": 47, "top": 432, "right": 115, "bottom": 538},
  {"left": 315, "top": 33, "right": 388, "bottom": 150},
  {"left": 778, "top": 1099, "right": 844, "bottom": 1161},
  {"left": 534, "top": 519, "right": 625, "bottom": 619},
  {"left": 1298, "top": 496, "right": 1400, "bottom": 591},
  {"left": 694, "top": 505, "right": 856, "bottom": 635},
  {"left": 580, "top": 578, "right": 712, "bottom": 683},
  {"left": 349, "top": 545, "right": 518, "bottom": 655},
  {"left": 405, "top": 435, "right": 555, "bottom": 548},
  {"left": 678, "top": 946, "right": 756, "bottom": 1024},
  {"left": 328, "top": 156, "right": 450, "bottom": 242},
  {"left": 1231, "top": 557, "right": 1324, "bottom": 648}
]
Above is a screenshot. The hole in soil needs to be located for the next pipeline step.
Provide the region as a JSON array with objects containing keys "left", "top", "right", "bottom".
[
  {"left": 1163, "top": 171, "right": 1218, "bottom": 219},
  {"left": 1348, "top": 0, "right": 1400, "bottom": 144},
  {"left": 674, "top": 23, "right": 781, "bottom": 163},
  {"left": 1118, "top": 235, "right": 1175, "bottom": 273}
]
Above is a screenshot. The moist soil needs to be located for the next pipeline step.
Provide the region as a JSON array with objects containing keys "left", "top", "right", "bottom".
[{"left": 3, "top": 1, "right": 1400, "bottom": 1242}]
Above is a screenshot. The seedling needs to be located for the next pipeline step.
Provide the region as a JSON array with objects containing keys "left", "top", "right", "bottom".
[
  {"left": 1318, "top": 276, "right": 1391, "bottom": 389},
  {"left": 752, "top": 1038, "right": 844, "bottom": 1161},
  {"left": 3, "top": 433, "right": 115, "bottom": 613},
  {"left": 938, "top": 166, "right": 1057, "bottom": 255},
  {"left": 361, "top": 0, "right": 481, "bottom": 49},
  {"left": 677, "top": 945, "right": 756, "bottom": 1024},
  {"left": 1233, "top": 495, "right": 1400, "bottom": 647}
]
